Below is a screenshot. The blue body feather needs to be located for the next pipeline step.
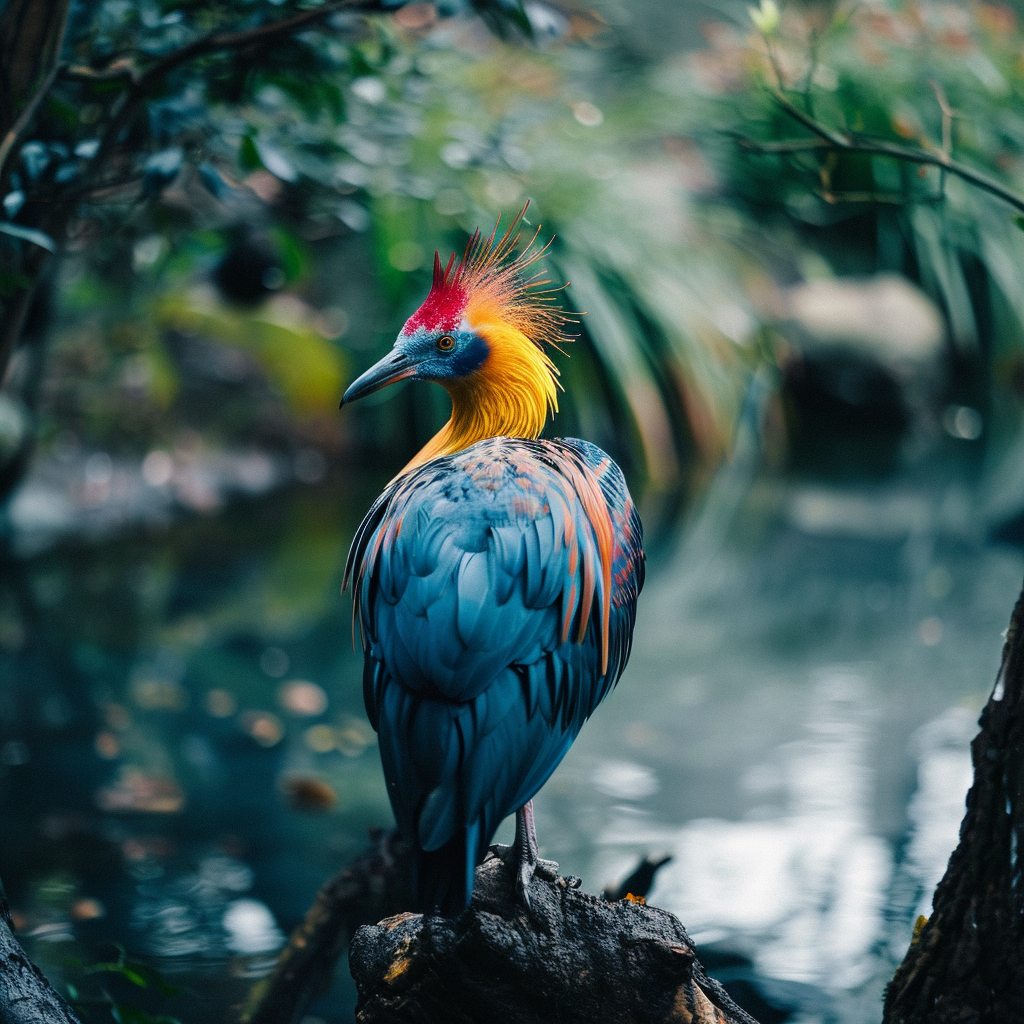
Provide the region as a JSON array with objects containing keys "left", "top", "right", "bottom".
[{"left": 345, "top": 436, "right": 644, "bottom": 915}]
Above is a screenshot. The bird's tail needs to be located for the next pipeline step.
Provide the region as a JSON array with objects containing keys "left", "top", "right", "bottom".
[{"left": 413, "top": 822, "right": 483, "bottom": 917}]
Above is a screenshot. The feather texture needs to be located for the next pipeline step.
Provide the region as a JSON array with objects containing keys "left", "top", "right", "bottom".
[{"left": 345, "top": 436, "right": 644, "bottom": 915}]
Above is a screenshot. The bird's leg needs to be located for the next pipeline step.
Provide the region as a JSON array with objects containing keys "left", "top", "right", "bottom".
[{"left": 513, "top": 800, "right": 559, "bottom": 905}]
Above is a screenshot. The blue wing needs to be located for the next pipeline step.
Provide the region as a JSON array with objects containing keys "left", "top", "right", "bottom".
[{"left": 344, "top": 436, "right": 644, "bottom": 913}]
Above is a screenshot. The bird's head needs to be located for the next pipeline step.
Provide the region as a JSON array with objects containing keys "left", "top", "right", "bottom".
[{"left": 341, "top": 204, "right": 573, "bottom": 454}]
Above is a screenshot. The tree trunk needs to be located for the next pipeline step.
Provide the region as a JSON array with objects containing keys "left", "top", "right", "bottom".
[
  {"left": 0, "top": 0, "right": 72, "bottom": 134},
  {"left": 884, "top": 579, "right": 1024, "bottom": 1023},
  {"left": 348, "top": 846, "right": 759, "bottom": 1024},
  {"left": 0, "top": 878, "right": 81, "bottom": 1024}
]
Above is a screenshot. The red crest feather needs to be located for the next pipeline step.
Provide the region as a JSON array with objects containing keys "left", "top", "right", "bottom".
[{"left": 403, "top": 202, "right": 574, "bottom": 348}]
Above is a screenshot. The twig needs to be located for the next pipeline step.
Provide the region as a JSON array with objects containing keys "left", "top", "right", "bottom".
[
  {"left": 61, "top": 61, "right": 137, "bottom": 84},
  {"left": 0, "top": 60, "right": 63, "bottom": 180},
  {"left": 733, "top": 89, "right": 1024, "bottom": 218},
  {"left": 929, "top": 79, "right": 955, "bottom": 197},
  {"left": 815, "top": 188, "right": 942, "bottom": 206}
]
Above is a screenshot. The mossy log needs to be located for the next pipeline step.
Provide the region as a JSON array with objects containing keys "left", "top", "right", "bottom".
[{"left": 349, "top": 847, "right": 759, "bottom": 1024}]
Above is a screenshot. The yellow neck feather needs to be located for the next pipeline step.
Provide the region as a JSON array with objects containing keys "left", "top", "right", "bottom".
[{"left": 403, "top": 321, "right": 558, "bottom": 474}]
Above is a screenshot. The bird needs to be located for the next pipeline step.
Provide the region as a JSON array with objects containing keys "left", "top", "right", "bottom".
[{"left": 340, "top": 204, "right": 644, "bottom": 916}]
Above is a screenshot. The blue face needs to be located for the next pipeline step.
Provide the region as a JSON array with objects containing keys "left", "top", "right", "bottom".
[
  {"left": 397, "top": 325, "right": 490, "bottom": 382},
  {"left": 340, "top": 322, "right": 491, "bottom": 407}
]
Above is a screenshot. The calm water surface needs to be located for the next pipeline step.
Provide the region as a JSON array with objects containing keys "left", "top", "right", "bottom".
[{"left": 0, "top": 467, "right": 1017, "bottom": 1023}]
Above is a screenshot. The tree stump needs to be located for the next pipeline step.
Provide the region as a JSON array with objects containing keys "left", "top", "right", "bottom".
[{"left": 349, "top": 847, "right": 759, "bottom": 1024}]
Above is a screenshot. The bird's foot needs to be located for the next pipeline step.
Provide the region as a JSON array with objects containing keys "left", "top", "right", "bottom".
[
  {"left": 535, "top": 857, "right": 559, "bottom": 881},
  {"left": 516, "top": 855, "right": 560, "bottom": 906},
  {"left": 513, "top": 801, "right": 558, "bottom": 908},
  {"left": 516, "top": 855, "right": 535, "bottom": 906}
]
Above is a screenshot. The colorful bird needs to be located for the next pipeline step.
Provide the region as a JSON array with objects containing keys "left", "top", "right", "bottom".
[{"left": 341, "top": 206, "right": 644, "bottom": 916}]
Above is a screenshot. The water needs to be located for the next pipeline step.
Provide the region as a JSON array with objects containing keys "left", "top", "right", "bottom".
[{"left": 0, "top": 468, "right": 1018, "bottom": 1023}]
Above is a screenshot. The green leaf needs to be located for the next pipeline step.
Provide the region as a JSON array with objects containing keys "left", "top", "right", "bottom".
[
  {"left": 469, "top": 0, "right": 533, "bottom": 39},
  {"left": 269, "top": 226, "right": 308, "bottom": 283},
  {"left": 0, "top": 222, "right": 56, "bottom": 252},
  {"left": 0, "top": 270, "right": 33, "bottom": 296},
  {"left": 1014, "top": 214, "right": 1024, "bottom": 231},
  {"left": 239, "top": 133, "right": 262, "bottom": 173},
  {"left": 90, "top": 955, "right": 181, "bottom": 998},
  {"left": 111, "top": 1005, "right": 182, "bottom": 1024},
  {"left": 749, "top": 0, "right": 780, "bottom": 36},
  {"left": 85, "top": 958, "right": 146, "bottom": 987}
]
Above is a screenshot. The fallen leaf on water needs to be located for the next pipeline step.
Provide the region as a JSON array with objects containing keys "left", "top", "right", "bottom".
[
  {"left": 96, "top": 769, "right": 185, "bottom": 813},
  {"left": 281, "top": 775, "right": 338, "bottom": 812}
]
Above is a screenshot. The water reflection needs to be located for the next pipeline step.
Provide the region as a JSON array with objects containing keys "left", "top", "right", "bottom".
[
  {"left": 546, "top": 477, "right": 1015, "bottom": 1024},
  {"left": 223, "top": 898, "right": 285, "bottom": 956},
  {"left": 600, "top": 668, "right": 892, "bottom": 993},
  {"left": 898, "top": 708, "right": 976, "bottom": 928},
  {"left": 0, "top": 473, "right": 1016, "bottom": 1023},
  {"left": 0, "top": 483, "right": 388, "bottom": 1021},
  {"left": 132, "top": 853, "right": 284, "bottom": 967}
]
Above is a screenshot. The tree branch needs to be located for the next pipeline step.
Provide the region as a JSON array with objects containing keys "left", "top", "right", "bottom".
[
  {"left": 61, "top": 62, "right": 137, "bottom": 85},
  {"left": 139, "top": 0, "right": 385, "bottom": 86},
  {"left": 242, "top": 829, "right": 412, "bottom": 1024},
  {"left": 88, "top": 0, "right": 386, "bottom": 176},
  {"left": 0, "top": 61, "right": 64, "bottom": 182},
  {"left": 733, "top": 90, "right": 1024, "bottom": 218},
  {"left": 0, "top": 0, "right": 72, "bottom": 134}
]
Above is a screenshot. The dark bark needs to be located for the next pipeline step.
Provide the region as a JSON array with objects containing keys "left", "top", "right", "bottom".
[
  {"left": 242, "top": 829, "right": 413, "bottom": 1024},
  {"left": 884, "top": 579, "right": 1024, "bottom": 1024},
  {"left": 349, "top": 846, "right": 759, "bottom": 1024},
  {"left": 0, "top": 877, "right": 82, "bottom": 1024},
  {"left": 0, "top": 0, "right": 72, "bottom": 135}
]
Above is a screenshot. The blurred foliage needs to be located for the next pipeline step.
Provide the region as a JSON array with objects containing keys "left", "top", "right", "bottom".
[
  {"left": 156, "top": 290, "right": 346, "bottom": 416},
  {"left": 2, "top": 0, "right": 769, "bottom": 504},
  {"left": 71, "top": 944, "right": 182, "bottom": 1024},
  {"left": 659, "top": 0, "right": 1024, "bottom": 468},
  {"left": 10, "top": 0, "right": 1024, "bottom": 511}
]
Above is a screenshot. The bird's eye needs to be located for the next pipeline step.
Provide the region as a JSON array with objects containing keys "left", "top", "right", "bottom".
[{"left": 437, "top": 335, "right": 455, "bottom": 352}]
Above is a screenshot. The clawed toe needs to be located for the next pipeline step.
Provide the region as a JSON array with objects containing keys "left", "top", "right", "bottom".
[
  {"left": 535, "top": 857, "right": 559, "bottom": 881},
  {"left": 517, "top": 860, "right": 535, "bottom": 907}
]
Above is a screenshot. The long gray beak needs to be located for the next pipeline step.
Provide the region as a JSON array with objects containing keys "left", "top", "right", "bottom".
[{"left": 340, "top": 350, "right": 417, "bottom": 407}]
